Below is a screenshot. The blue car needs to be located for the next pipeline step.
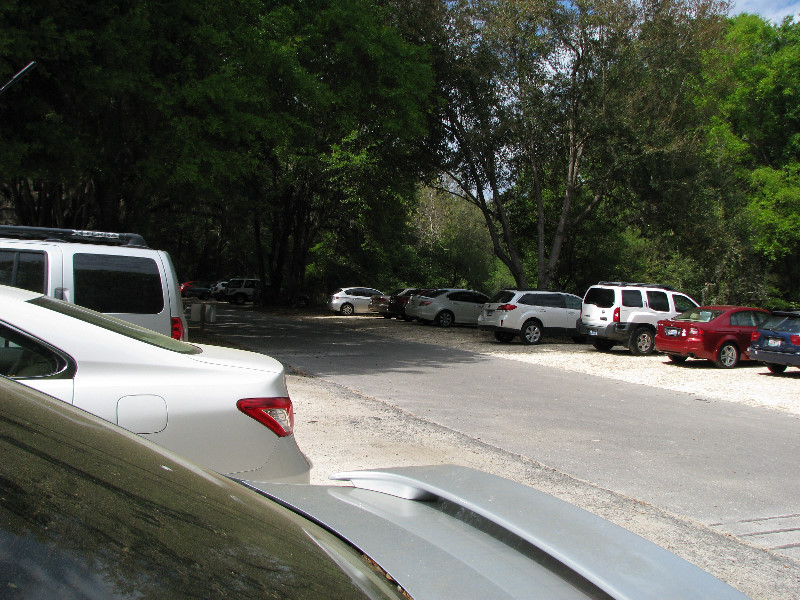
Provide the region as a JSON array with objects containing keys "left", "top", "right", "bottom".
[{"left": 747, "top": 310, "right": 800, "bottom": 374}]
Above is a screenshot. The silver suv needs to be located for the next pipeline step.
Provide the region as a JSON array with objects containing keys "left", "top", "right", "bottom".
[
  {"left": 577, "top": 282, "right": 698, "bottom": 355},
  {"left": 223, "top": 278, "right": 261, "bottom": 304},
  {"left": 477, "top": 290, "right": 582, "bottom": 344},
  {"left": 0, "top": 226, "right": 187, "bottom": 340}
]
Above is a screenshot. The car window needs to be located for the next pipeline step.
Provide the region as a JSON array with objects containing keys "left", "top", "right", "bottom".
[
  {"left": 622, "top": 290, "right": 643, "bottom": 308},
  {"left": 584, "top": 287, "right": 615, "bottom": 308},
  {"left": 564, "top": 295, "right": 582, "bottom": 310},
  {"left": 470, "top": 292, "right": 489, "bottom": 304},
  {"left": 245, "top": 280, "right": 256, "bottom": 289},
  {"left": 427, "top": 289, "right": 448, "bottom": 298},
  {"left": 0, "top": 250, "right": 47, "bottom": 293},
  {"left": 647, "top": 291, "right": 670, "bottom": 312},
  {"left": 673, "top": 294, "right": 697, "bottom": 312},
  {"left": 674, "top": 309, "right": 723, "bottom": 323},
  {"left": 540, "top": 294, "right": 566, "bottom": 308},
  {"left": 730, "top": 311, "right": 760, "bottom": 327},
  {"left": 0, "top": 324, "right": 66, "bottom": 379},
  {"left": 73, "top": 253, "right": 164, "bottom": 314},
  {"left": 490, "top": 290, "right": 516, "bottom": 303},
  {"left": 448, "top": 291, "right": 466, "bottom": 301},
  {"left": 761, "top": 314, "right": 800, "bottom": 333},
  {"left": 29, "top": 296, "right": 202, "bottom": 354}
]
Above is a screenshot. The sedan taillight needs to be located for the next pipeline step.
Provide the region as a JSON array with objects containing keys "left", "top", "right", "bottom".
[
  {"left": 791, "top": 335, "right": 800, "bottom": 346},
  {"left": 497, "top": 304, "right": 517, "bottom": 311},
  {"left": 237, "top": 397, "right": 294, "bottom": 437},
  {"left": 750, "top": 331, "right": 761, "bottom": 341}
]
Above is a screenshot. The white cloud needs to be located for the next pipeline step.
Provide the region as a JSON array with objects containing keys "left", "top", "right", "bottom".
[{"left": 731, "top": 0, "right": 800, "bottom": 22}]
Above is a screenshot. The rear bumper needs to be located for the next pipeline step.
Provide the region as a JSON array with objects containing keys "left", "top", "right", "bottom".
[
  {"left": 576, "top": 319, "right": 631, "bottom": 342},
  {"left": 747, "top": 347, "right": 800, "bottom": 366}
]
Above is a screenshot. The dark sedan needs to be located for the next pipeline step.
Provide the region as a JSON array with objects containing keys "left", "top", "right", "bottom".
[
  {"left": 748, "top": 310, "right": 800, "bottom": 374},
  {"left": 655, "top": 305, "right": 768, "bottom": 368}
]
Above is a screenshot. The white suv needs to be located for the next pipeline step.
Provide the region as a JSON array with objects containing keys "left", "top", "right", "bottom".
[
  {"left": 477, "top": 290, "right": 583, "bottom": 344},
  {"left": 577, "top": 282, "right": 698, "bottom": 355},
  {"left": 0, "top": 226, "right": 187, "bottom": 340}
]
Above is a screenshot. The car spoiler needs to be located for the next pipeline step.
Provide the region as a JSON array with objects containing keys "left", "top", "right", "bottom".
[{"left": 245, "top": 465, "right": 749, "bottom": 600}]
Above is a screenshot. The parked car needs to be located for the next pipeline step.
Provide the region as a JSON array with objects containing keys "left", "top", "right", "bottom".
[
  {"left": 0, "top": 376, "right": 751, "bottom": 600},
  {"left": 478, "top": 289, "right": 583, "bottom": 344},
  {"left": 0, "top": 225, "right": 187, "bottom": 340},
  {"left": 655, "top": 306, "right": 769, "bottom": 368},
  {"left": 369, "top": 289, "right": 401, "bottom": 317},
  {"left": 212, "top": 279, "right": 228, "bottom": 299},
  {"left": 387, "top": 287, "right": 424, "bottom": 320},
  {"left": 180, "top": 280, "right": 214, "bottom": 300},
  {"left": 405, "top": 288, "right": 490, "bottom": 327},
  {"left": 747, "top": 310, "right": 800, "bottom": 374},
  {"left": 328, "top": 287, "right": 383, "bottom": 315},
  {"left": 577, "top": 282, "right": 698, "bottom": 355},
  {"left": 0, "top": 284, "right": 310, "bottom": 483},
  {"left": 223, "top": 277, "right": 261, "bottom": 304}
]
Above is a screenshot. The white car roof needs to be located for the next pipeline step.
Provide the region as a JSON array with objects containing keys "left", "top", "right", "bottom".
[{"left": 0, "top": 284, "right": 42, "bottom": 302}]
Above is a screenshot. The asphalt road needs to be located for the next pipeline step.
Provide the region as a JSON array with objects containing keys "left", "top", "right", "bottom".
[{"left": 200, "top": 305, "right": 800, "bottom": 597}]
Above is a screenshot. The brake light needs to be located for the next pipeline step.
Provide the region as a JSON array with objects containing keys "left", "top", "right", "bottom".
[
  {"left": 791, "top": 335, "right": 800, "bottom": 345},
  {"left": 688, "top": 327, "right": 703, "bottom": 336},
  {"left": 497, "top": 304, "right": 517, "bottom": 311},
  {"left": 420, "top": 300, "right": 432, "bottom": 306},
  {"left": 237, "top": 397, "right": 294, "bottom": 437},
  {"left": 613, "top": 307, "right": 620, "bottom": 323},
  {"left": 750, "top": 331, "right": 760, "bottom": 341},
  {"left": 171, "top": 317, "right": 185, "bottom": 340}
]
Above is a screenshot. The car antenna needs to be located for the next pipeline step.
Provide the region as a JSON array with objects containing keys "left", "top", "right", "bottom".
[{"left": 0, "top": 61, "right": 37, "bottom": 96}]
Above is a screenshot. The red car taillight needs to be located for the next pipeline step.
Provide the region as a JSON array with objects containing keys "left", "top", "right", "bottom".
[
  {"left": 497, "top": 304, "right": 517, "bottom": 311},
  {"left": 750, "top": 331, "right": 760, "bottom": 341},
  {"left": 237, "top": 397, "right": 294, "bottom": 437},
  {"left": 688, "top": 326, "right": 703, "bottom": 337},
  {"left": 420, "top": 300, "right": 432, "bottom": 306},
  {"left": 171, "top": 317, "right": 185, "bottom": 340},
  {"left": 791, "top": 335, "right": 800, "bottom": 345},
  {"left": 613, "top": 307, "right": 620, "bottom": 323}
]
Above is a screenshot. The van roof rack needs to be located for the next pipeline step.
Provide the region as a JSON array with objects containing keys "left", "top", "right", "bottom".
[
  {"left": 0, "top": 225, "right": 148, "bottom": 248},
  {"left": 597, "top": 281, "right": 676, "bottom": 291}
]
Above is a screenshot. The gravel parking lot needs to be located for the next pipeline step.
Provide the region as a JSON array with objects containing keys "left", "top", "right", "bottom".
[
  {"left": 301, "top": 312, "right": 800, "bottom": 416},
  {"left": 191, "top": 306, "right": 800, "bottom": 600}
]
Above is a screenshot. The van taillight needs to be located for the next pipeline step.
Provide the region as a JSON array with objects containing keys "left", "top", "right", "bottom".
[
  {"left": 237, "top": 397, "right": 294, "bottom": 436},
  {"left": 171, "top": 317, "right": 185, "bottom": 340},
  {"left": 613, "top": 307, "right": 620, "bottom": 323}
]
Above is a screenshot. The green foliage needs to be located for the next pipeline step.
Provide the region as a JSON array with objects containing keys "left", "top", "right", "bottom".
[{"left": 746, "top": 164, "right": 800, "bottom": 259}]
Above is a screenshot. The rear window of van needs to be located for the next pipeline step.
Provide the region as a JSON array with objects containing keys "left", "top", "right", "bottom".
[{"left": 73, "top": 254, "right": 164, "bottom": 314}]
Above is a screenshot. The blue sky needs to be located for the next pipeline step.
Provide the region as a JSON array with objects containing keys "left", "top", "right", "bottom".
[{"left": 732, "top": 0, "right": 800, "bottom": 22}]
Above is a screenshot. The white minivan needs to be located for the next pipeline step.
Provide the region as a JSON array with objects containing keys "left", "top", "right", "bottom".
[{"left": 0, "top": 226, "right": 187, "bottom": 340}]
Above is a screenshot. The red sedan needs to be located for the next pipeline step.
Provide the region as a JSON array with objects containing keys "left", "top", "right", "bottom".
[{"left": 655, "top": 305, "right": 769, "bottom": 368}]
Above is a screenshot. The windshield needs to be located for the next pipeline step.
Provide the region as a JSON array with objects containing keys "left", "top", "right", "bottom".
[
  {"left": 673, "top": 309, "right": 724, "bottom": 323},
  {"left": 761, "top": 314, "right": 800, "bottom": 334},
  {"left": 29, "top": 296, "right": 201, "bottom": 354}
]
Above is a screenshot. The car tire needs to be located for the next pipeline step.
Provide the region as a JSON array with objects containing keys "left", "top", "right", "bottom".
[
  {"left": 519, "top": 320, "right": 542, "bottom": 345},
  {"left": 233, "top": 293, "right": 247, "bottom": 305},
  {"left": 340, "top": 303, "right": 354, "bottom": 316},
  {"left": 435, "top": 311, "right": 455, "bottom": 327},
  {"left": 715, "top": 342, "right": 739, "bottom": 368},
  {"left": 668, "top": 354, "right": 688, "bottom": 364},
  {"left": 766, "top": 363, "right": 787, "bottom": 374},
  {"left": 592, "top": 339, "right": 615, "bottom": 351},
  {"left": 381, "top": 314, "right": 393, "bottom": 319},
  {"left": 630, "top": 327, "right": 655, "bottom": 355},
  {"left": 494, "top": 332, "right": 515, "bottom": 343}
]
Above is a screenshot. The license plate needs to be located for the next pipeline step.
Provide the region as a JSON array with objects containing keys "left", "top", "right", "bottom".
[
  {"left": 589, "top": 330, "right": 598, "bottom": 336},
  {"left": 767, "top": 338, "right": 782, "bottom": 347},
  {"left": 486, "top": 310, "right": 494, "bottom": 317},
  {"left": 665, "top": 327, "right": 681, "bottom": 337}
]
